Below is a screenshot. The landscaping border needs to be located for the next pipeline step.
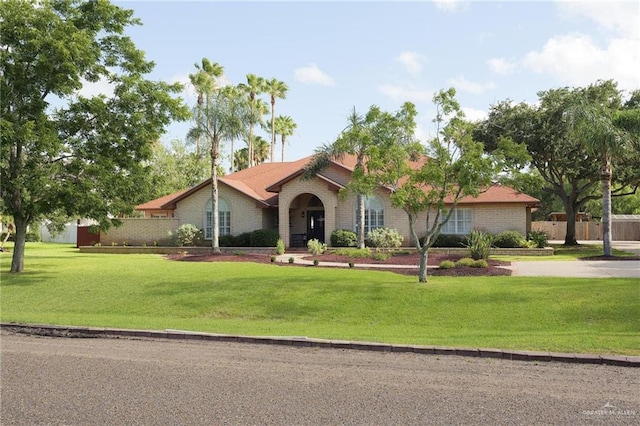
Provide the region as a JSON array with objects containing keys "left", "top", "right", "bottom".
[{"left": 2, "top": 323, "right": 636, "bottom": 367}]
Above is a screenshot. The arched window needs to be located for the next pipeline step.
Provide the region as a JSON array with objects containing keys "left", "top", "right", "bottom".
[
  {"left": 205, "top": 198, "right": 231, "bottom": 239},
  {"left": 358, "top": 195, "right": 384, "bottom": 233}
]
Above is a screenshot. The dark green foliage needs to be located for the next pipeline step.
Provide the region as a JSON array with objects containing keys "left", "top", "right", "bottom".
[
  {"left": 467, "top": 230, "right": 494, "bottom": 260},
  {"left": 313, "top": 259, "right": 319, "bottom": 266},
  {"left": 218, "top": 235, "right": 236, "bottom": 247},
  {"left": 430, "top": 234, "right": 468, "bottom": 248},
  {"left": 249, "top": 229, "right": 279, "bottom": 247},
  {"left": 471, "top": 259, "right": 489, "bottom": 268},
  {"left": 493, "top": 231, "right": 527, "bottom": 248},
  {"left": 330, "top": 229, "right": 358, "bottom": 247},
  {"left": 234, "top": 232, "right": 252, "bottom": 247},
  {"left": 528, "top": 230, "right": 549, "bottom": 248},
  {"left": 439, "top": 260, "right": 456, "bottom": 269}
]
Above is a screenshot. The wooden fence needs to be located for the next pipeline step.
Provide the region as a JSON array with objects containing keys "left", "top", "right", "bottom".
[{"left": 532, "top": 221, "right": 640, "bottom": 241}]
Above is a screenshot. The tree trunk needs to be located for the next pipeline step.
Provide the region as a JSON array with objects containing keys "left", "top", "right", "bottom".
[
  {"left": 270, "top": 99, "right": 276, "bottom": 162},
  {"left": 602, "top": 158, "right": 612, "bottom": 256},
  {"left": 10, "top": 217, "right": 28, "bottom": 273},
  {"left": 229, "top": 137, "right": 235, "bottom": 173},
  {"left": 563, "top": 200, "right": 579, "bottom": 246},
  {"left": 356, "top": 193, "right": 365, "bottom": 249},
  {"left": 418, "top": 248, "right": 429, "bottom": 283},
  {"left": 281, "top": 135, "right": 286, "bottom": 163},
  {"left": 211, "top": 145, "right": 221, "bottom": 254}
]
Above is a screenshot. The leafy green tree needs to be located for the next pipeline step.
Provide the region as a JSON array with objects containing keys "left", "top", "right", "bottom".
[
  {"left": 304, "top": 103, "right": 417, "bottom": 249},
  {"left": 273, "top": 115, "right": 297, "bottom": 162},
  {"left": 0, "top": 0, "right": 188, "bottom": 272},
  {"left": 219, "top": 85, "right": 249, "bottom": 173},
  {"left": 147, "top": 139, "right": 210, "bottom": 197},
  {"left": 565, "top": 82, "right": 640, "bottom": 255},
  {"left": 374, "top": 89, "right": 497, "bottom": 283},
  {"left": 264, "top": 78, "right": 288, "bottom": 162},
  {"left": 474, "top": 81, "right": 639, "bottom": 246}
]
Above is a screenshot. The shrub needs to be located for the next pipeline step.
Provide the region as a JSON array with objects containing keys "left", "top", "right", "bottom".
[
  {"left": 313, "top": 259, "right": 319, "bottom": 266},
  {"left": 276, "top": 239, "right": 285, "bottom": 255},
  {"left": 430, "top": 234, "right": 467, "bottom": 248},
  {"left": 332, "top": 247, "right": 372, "bottom": 258},
  {"left": 176, "top": 224, "right": 202, "bottom": 247},
  {"left": 467, "top": 230, "right": 493, "bottom": 260},
  {"left": 528, "top": 230, "right": 549, "bottom": 248},
  {"left": 439, "top": 260, "right": 456, "bottom": 269},
  {"left": 218, "top": 235, "right": 236, "bottom": 247},
  {"left": 249, "top": 229, "right": 279, "bottom": 247},
  {"left": 366, "top": 227, "right": 403, "bottom": 248},
  {"left": 493, "top": 230, "right": 527, "bottom": 248},
  {"left": 455, "top": 257, "right": 475, "bottom": 267},
  {"left": 288, "top": 257, "right": 294, "bottom": 264},
  {"left": 233, "top": 250, "right": 245, "bottom": 256},
  {"left": 330, "top": 229, "right": 357, "bottom": 247},
  {"left": 234, "top": 232, "right": 252, "bottom": 247},
  {"left": 348, "top": 261, "right": 354, "bottom": 268},
  {"left": 307, "top": 238, "right": 327, "bottom": 255},
  {"left": 371, "top": 250, "right": 391, "bottom": 261},
  {"left": 270, "top": 256, "right": 276, "bottom": 263},
  {"left": 471, "top": 259, "right": 489, "bottom": 268}
]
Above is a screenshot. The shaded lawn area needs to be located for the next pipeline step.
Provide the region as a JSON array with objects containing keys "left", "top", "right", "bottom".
[{"left": 1, "top": 243, "right": 638, "bottom": 355}]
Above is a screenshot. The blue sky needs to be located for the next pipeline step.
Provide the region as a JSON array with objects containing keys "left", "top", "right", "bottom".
[{"left": 107, "top": 0, "right": 639, "bottom": 166}]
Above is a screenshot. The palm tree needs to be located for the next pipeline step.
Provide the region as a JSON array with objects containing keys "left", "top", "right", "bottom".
[
  {"left": 238, "top": 74, "right": 265, "bottom": 168},
  {"left": 233, "top": 136, "right": 270, "bottom": 170},
  {"left": 565, "top": 81, "right": 640, "bottom": 256},
  {"left": 220, "top": 85, "right": 248, "bottom": 173},
  {"left": 264, "top": 78, "right": 288, "bottom": 162},
  {"left": 187, "top": 58, "right": 224, "bottom": 253},
  {"left": 273, "top": 115, "right": 297, "bottom": 162}
]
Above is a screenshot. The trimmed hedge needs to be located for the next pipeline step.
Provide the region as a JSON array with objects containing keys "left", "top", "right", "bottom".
[{"left": 331, "top": 229, "right": 357, "bottom": 247}]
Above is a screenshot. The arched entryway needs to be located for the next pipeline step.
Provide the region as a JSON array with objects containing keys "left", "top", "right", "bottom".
[{"left": 288, "top": 193, "right": 325, "bottom": 247}]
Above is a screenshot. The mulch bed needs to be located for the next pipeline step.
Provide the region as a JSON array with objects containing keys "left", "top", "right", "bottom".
[{"left": 166, "top": 252, "right": 513, "bottom": 277}]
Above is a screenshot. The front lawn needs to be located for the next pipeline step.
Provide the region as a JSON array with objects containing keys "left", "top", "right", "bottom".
[{"left": 1, "top": 243, "right": 638, "bottom": 355}]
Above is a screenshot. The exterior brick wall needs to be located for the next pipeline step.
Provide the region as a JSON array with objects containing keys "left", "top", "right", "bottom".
[
  {"left": 470, "top": 204, "right": 527, "bottom": 235},
  {"left": 100, "top": 218, "right": 179, "bottom": 246}
]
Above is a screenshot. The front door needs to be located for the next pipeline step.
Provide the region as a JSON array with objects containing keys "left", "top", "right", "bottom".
[{"left": 307, "top": 211, "right": 325, "bottom": 243}]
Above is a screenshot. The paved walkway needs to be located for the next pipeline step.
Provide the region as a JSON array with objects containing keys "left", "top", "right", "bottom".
[{"left": 277, "top": 241, "right": 640, "bottom": 278}]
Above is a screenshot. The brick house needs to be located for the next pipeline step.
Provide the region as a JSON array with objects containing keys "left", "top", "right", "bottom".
[{"left": 134, "top": 155, "right": 539, "bottom": 248}]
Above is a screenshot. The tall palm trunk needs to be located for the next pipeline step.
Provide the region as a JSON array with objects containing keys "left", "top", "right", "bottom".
[
  {"left": 601, "top": 155, "right": 612, "bottom": 256},
  {"left": 270, "top": 98, "right": 276, "bottom": 162},
  {"left": 281, "top": 134, "right": 286, "bottom": 162}
]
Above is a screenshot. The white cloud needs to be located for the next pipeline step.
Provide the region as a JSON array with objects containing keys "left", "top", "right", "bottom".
[
  {"left": 521, "top": 1, "right": 640, "bottom": 89},
  {"left": 446, "top": 76, "right": 496, "bottom": 95},
  {"left": 523, "top": 33, "right": 640, "bottom": 88},
  {"left": 294, "top": 63, "right": 335, "bottom": 86},
  {"left": 395, "top": 51, "right": 426, "bottom": 75},
  {"left": 78, "top": 78, "right": 115, "bottom": 98},
  {"left": 556, "top": 0, "right": 639, "bottom": 38},
  {"left": 433, "top": 0, "right": 466, "bottom": 13},
  {"left": 462, "top": 107, "right": 487, "bottom": 122},
  {"left": 378, "top": 84, "right": 433, "bottom": 103},
  {"left": 487, "top": 58, "right": 516, "bottom": 75}
]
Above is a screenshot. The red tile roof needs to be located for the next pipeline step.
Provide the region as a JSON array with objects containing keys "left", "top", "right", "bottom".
[{"left": 136, "top": 155, "right": 539, "bottom": 211}]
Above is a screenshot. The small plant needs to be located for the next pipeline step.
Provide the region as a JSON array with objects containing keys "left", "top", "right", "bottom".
[
  {"left": 348, "top": 261, "right": 354, "bottom": 268},
  {"left": 439, "top": 260, "right": 456, "bottom": 269},
  {"left": 366, "top": 227, "right": 403, "bottom": 248},
  {"left": 493, "top": 230, "right": 527, "bottom": 248},
  {"left": 528, "top": 230, "right": 549, "bottom": 248},
  {"left": 122, "top": 241, "right": 128, "bottom": 247},
  {"left": 288, "top": 257, "right": 294, "bottom": 264},
  {"left": 176, "top": 224, "right": 203, "bottom": 247},
  {"left": 270, "top": 256, "right": 276, "bottom": 263},
  {"left": 471, "top": 259, "right": 489, "bottom": 268},
  {"left": 330, "top": 229, "right": 357, "bottom": 247},
  {"left": 333, "top": 247, "right": 372, "bottom": 258},
  {"left": 307, "top": 238, "right": 327, "bottom": 255},
  {"left": 467, "top": 230, "right": 493, "bottom": 260},
  {"left": 276, "top": 239, "right": 285, "bottom": 255},
  {"left": 142, "top": 242, "right": 147, "bottom": 247},
  {"left": 153, "top": 240, "right": 159, "bottom": 247},
  {"left": 371, "top": 250, "right": 391, "bottom": 261},
  {"left": 313, "top": 259, "right": 319, "bottom": 266},
  {"left": 455, "top": 257, "right": 475, "bottom": 267},
  {"left": 111, "top": 241, "right": 117, "bottom": 246},
  {"left": 233, "top": 250, "right": 245, "bottom": 256},
  {"left": 93, "top": 242, "right": 101, "bottom": 247}
]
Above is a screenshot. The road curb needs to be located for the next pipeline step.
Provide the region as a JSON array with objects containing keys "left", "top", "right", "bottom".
[{"left": 2, "top": 323, "right": 638, "bottom": 368}]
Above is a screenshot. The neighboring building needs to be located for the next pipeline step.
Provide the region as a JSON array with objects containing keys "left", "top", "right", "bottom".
[{"left": 133, "top": 155, "right": 540, "bottom": 248}]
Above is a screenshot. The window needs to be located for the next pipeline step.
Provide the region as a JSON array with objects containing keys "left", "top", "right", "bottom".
[
  {"left": 441, "top": 208, "right": 472, "bottom": 235},
  {"left": 205, "top": 198, "right": 231, "bottom": 239},
  {"left": 357, "top": 195, "right": 384, "bottom": 234}
]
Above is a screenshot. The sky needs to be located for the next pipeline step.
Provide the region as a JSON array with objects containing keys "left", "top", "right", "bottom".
[{"left": 105, "top": 0, "right": 640, "bottom": 167}]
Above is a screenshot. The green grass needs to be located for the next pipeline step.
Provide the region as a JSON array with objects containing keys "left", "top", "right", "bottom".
[
  {"left": 1, "top": 243, "right": 639, "bottom": 355},
  {"left": 493, "top": 243, "right": 637, "bottom": 261}
]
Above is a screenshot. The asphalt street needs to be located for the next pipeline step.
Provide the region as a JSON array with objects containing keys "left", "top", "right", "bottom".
[{"left": 2, "top": 332, "right": 639, "bottom": 425}]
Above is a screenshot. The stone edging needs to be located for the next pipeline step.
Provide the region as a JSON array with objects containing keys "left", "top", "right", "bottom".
[{"left": 2, "top": 323, "right": 637, "bottom": 368}]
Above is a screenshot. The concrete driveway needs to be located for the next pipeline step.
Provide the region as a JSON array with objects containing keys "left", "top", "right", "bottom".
[{"left": 510, "top": 241, "right": 640, "bottom": 278}]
